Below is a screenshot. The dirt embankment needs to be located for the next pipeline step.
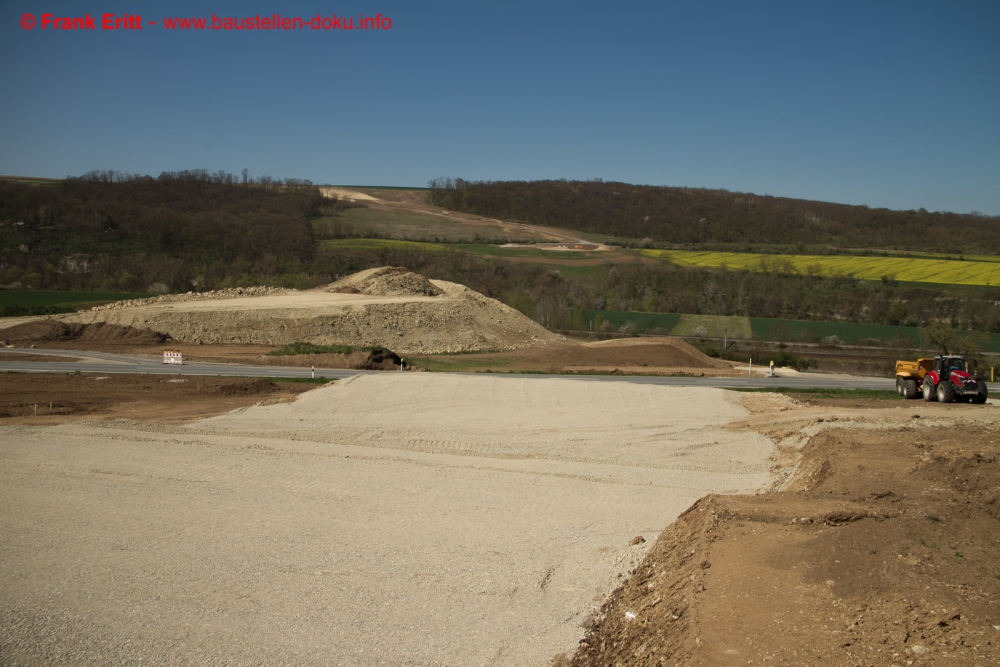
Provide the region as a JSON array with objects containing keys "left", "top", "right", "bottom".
[
  {"left": 0, "top": 320, "right": 171, "bottom": 345},
  {"left": 0, "top": 374, "right": 314, "bottom": 424},
  {"left": 54, "top": 268, "right": 562, "bottom": 355},
  {"left": 567, "top": 400, "right": 1000, "bottom": 666},
  {"left": 412, "top": 336, "right": 735, "bottom": 375}
]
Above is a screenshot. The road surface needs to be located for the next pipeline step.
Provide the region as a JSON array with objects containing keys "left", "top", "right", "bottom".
[{"left": 0, "top": 346, "right": 961, "bottom": 390}]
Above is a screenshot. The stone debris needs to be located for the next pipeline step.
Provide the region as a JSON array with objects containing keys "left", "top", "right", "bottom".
[
  {"left": 91, "top": 286, "right": 290, "bottom": 311},
  {"left": 322, "top": 266, "right": 443, "bottom": 297}
]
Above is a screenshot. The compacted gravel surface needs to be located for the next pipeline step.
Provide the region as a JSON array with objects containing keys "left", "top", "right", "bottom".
[{"left": 0, "top": 374, "right": 777, "bottom": 666}]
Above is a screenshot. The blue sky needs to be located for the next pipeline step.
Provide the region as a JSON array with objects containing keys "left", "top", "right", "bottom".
[{"left": 2, "top": 0, "right": 998, "bottom": 214}]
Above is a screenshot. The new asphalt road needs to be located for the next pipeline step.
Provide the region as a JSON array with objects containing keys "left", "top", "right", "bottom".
[{"left": 0, "top": 346, "right": 944, "bottom": 390}]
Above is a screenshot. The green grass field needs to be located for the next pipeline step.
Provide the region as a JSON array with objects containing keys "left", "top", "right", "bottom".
[
  {"left": 319, "top": 238, "right": 609, "bottom": 260},
  {"left": 0, "top": 290, "right": 151, "bottom": 316},
  {"left": 319, "top": 238, "right": 453, "bottom": 253},
  {"left": 574, "top": 307, "right": 1000, "bottom": 352},
  {"left": 748, "top": 317, "right": 922, "bottom": 345},
  {"left": 640, "top": 249, "right": 1000, "bottom": 287},
  {"left": 579, "top": 309, "right": 680, "bottom": 333},
  {"left": 672, "top": 314, "right": 753, "bottom": 338}
]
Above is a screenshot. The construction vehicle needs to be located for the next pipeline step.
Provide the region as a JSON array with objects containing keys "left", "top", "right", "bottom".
[{"left": 895, "top": 355, "right": 988, "bottom": 403}]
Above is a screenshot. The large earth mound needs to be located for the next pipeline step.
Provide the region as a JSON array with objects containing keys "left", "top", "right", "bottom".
[{"left": 59, "top": 268, "right": 562, "bottom": 354}]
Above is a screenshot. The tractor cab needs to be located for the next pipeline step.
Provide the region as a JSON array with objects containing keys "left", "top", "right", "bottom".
[{"left": 935, "top": 355, "right": 967, "bottom": 378}]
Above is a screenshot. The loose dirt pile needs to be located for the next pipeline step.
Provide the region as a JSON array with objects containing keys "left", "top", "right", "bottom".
[
  {"left": 568, "top": 398, "right": 1000, "bottom": 667},
  {"left": 57, "top": 268, "right": 560, "bottom": 354},
  {"left": 323, "top": 266, "right": 444, "bottom": 297},
  {"left": 560, "top": 337, "right": 731, "bottom": 370}
]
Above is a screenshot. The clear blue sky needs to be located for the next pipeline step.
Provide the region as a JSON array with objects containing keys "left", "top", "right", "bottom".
[{"left": 2, "top": 0, "right": 998, "bottom": 214}]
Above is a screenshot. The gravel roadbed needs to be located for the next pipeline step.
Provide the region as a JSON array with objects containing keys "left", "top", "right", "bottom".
[{"left": 0, "top": 375, "right": 777, "bottom": 666}]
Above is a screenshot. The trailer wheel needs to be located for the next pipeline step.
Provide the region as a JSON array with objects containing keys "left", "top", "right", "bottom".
[
  {"left": 973, "top": 380, "right": 988, "bottom": 404},
  {"left": 903, "top": 378, "right": 919, "bottom": 399},
  {"left": 923, "top": 380, "right": 937, "bottom": 402},
  {"left": 937, "top": 382, "right": 956, "bottom": 403}
]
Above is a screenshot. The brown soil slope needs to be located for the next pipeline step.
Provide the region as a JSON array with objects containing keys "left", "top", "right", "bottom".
[
  {"left": 414, "top": 336, "right": 734, "bottom": 374},
  {"left": 54, "top": 268, "right": 562, "bottom": 354},
  {"left": 0, "top": 374, "right": 315, "bottom": 424},
  {"left": 568, "top": 401, "right": 1000, "bottom": 667},
  {"left": 567, "top": 338, "right": 732, "bottom": 370},
  {"left": 0, "top": 320, "right": 171, "bottom": 345}
]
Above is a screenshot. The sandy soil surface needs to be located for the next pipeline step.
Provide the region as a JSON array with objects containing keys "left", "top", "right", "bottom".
[
  {"left": 569, "top": 397, "right": 1000, "bottom": 667},
  {"left": 0, "top": 374, "right": 778, "bottom": 666}
]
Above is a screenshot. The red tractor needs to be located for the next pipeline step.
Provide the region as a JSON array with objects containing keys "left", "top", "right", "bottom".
[{"left": 895, "top": 355, "right": 988, "bottom": 404}]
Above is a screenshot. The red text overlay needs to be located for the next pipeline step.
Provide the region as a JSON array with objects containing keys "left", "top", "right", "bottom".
[{"left": 20, "top": 12, "right": 392, "bottom": 31}]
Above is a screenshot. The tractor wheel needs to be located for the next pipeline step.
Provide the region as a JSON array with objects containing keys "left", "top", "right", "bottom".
[
  {"left": 896, "top": 378, "right": 904, "bottom": 396},
  {"left": 923, "top": 380, "right": 937, "bottom": 402},
  {"left": 973, "top": 380, "right": 988, "bottom": 404},
  {"left": 903, "top": 378, "right": 919, "bottom": 399},
  {"left": 937, "top": 381, "right": 956, "bottom": 403}
]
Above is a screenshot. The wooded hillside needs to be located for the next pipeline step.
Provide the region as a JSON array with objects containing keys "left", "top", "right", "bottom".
[
  {"left": 0, "top": 170, "right": 327, "bottom": 292},
  {"left": 428, "top": 179, "right": 1000, "bottom": 253}
]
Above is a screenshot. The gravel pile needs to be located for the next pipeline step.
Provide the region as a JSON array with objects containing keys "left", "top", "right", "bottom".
[
  {"left": 324, "top": 266, "right": 444, "bottom": 297},
  {"left": 90, "top": 286, "right": 290, "bottom": 311}
]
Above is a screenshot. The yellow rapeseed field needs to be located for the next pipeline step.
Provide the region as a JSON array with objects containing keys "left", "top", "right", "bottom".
[{"left": 640, "top": 250, "right": 1000, "bottom": 287}]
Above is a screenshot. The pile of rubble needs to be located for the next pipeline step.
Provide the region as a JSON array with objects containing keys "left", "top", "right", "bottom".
[
  {"left": 323, "top": 267, "right": 443, "bottom": 297},
  {"left": 90, "top": 286, "right": 290, "bottom": 311}
]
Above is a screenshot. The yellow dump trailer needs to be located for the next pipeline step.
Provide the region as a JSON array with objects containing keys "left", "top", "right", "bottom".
[{"left": 894, "top": 358, "right": 934, "bottom": 399}]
